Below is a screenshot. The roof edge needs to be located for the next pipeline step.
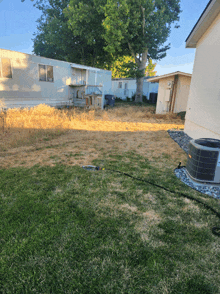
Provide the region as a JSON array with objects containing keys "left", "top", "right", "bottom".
[
  {"left": 147, "top": 71, "right": 192, "bottom": 82},
  {"left": 185, "top": 0, "right": 220, "bottom": 48},
  {"left": 0, "top": 47, "right": 111, "bottom": 72}
]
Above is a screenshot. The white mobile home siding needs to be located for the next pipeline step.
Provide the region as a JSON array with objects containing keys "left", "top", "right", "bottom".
[
  {"left": 184, "top": 12, "right": 220, "bottom": 140},
  {"left": 112, "top": 78, "right": 158, "bottom": 100},
  {"left": 0, "top": 49, "right": 112, "bottom": 109}
]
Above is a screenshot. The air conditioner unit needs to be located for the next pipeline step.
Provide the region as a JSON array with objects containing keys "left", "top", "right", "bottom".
[{"left": 186, "top": 138, "right": 220, "bottom": 184}]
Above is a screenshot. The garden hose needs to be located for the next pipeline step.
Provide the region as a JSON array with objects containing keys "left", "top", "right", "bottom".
[{"left": 82, "top": 164, "right": 220, "bottom": 237}]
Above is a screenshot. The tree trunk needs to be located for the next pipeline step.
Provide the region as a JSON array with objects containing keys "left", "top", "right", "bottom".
[
  {"left": 135, "top": 76, "right": 144, "bottom": 102},
  {"left": 135, "top": 49, "right": 148, "bottom": 103}
]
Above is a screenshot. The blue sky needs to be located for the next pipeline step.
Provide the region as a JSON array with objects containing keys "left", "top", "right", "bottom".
[{"left": 0, "top": 0, "right": 209, "bottom": 76}]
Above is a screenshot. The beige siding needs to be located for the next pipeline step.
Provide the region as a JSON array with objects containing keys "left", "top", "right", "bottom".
[
  {"left": 184, "top": 12, "right": 220, "bottom": 139},
  {"left": 156, "top": 75, "right": 191, "bottom": 114},
  {"left": 174, "top": 76, "right": 191, "bottom": 113}
]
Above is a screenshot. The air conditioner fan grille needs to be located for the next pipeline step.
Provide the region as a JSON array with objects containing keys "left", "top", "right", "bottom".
[{"left": 186, "top": 141, "right": 219, "bottom": 182}]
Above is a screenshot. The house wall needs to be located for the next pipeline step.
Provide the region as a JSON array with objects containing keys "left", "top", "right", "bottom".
[
  {"left": 184, "top": 12, "right": 220, "bottom": 139},
  {"left": 156, "top": 77, "right": 175, "bottom": 114},
  {"left": 0, "top": 49, "right": 112, "bottom": 109},
  {"left": 0, "top": 49, "right": 72, "bottom": 108},
  {"left": 148, "top": 82, "right": 159, "bottom": 100},
  {"left": 174, "top": 75, "right": 191, "bottom": 113},
  {"left": 71, "top": 68, "right": 86, "bottom": 85},
  {"left": 112, "top": 79, "right": 136, "bottom": 99},
  {"left": 112, "top": 79, "right": 158, "bottom": 100}
]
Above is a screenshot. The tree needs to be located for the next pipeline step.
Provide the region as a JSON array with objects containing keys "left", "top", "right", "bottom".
[
  {"left": 24, "top": 0, "right": 111, "bottom": 67},
  {"left": 145, "top": 58, "right": 157, "bottom": 77},
  {"left": 24, "top": 0, "right": 179, "bottom": 99},
  {"left": 108, "top": 56, "right": 156, "bottom": 79},
  {"left": 106, "top": 55, "right": 135, "bottom": 78},
  {"left": 32, "top": 0, "right": 79, "bottom": 62},
  {"left": 64, "top": 0, "right": 113, "bottom": 67},
  {"left": 103, "top": 0, "right": 181, "bottom": 102}
]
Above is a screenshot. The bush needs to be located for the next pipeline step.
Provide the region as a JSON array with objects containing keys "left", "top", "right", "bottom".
[
  {"left": 131, "top": 94, "right": 149, "bottom": 103},
  {"left": 177, "top": 111, "right": 186, "bottom": 120},
  {"left": 142, "top": 95, "right": 148, "bottom": 103},
  {"left": 115, "top": 97, "right": 123, "bottom": 102}
]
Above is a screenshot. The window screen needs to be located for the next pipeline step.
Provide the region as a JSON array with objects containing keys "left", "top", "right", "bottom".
[
  {"left": 1, "top": 58, "right": 12, "bottom": 78},
  {"left": 118, "top": 82, "right": 122, "bottom": 88},
  {"left": 39, "top": 64, "right": 46, "bottom": 81},
  {"left": 47, "top": 65, "right": 53, "bottom": 82}
]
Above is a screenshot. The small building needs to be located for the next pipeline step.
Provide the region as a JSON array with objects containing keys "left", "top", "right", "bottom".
[
  {"left": 148, "top": 72, "right": 192, "bottom": 114},
  {"left": 184, "top": 0, "right": 220, "bottom": 139},
  {"left": 0, "top": 48, "right": 112, "bottom": 109},
  {"left": 111, "top": 77, "right": 159, "bottom": 100}
]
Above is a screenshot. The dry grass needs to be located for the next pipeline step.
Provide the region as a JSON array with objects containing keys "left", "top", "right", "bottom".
[{"left": 0, "top": 103, "right": 185, "bottom": 169}]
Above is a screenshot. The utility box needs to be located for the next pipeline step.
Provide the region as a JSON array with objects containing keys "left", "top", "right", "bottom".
[
  {"left": 167, "top": 81, "right": 172, "bottom": 89},
  {"left": 164, "top": 89, "right": 171, "bottom": 102}
]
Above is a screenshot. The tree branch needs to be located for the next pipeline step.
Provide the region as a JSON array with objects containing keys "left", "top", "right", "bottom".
[
  {"left": 141, "top": 6, "right": 145, "bottom": 36},
  {"left": 128, "top": 42, "right": 136, "bottom": 59}
]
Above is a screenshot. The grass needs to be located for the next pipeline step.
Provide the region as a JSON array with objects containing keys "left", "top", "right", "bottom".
[{"left": 1, "top": 103, "right": 220, "bottom": 293}]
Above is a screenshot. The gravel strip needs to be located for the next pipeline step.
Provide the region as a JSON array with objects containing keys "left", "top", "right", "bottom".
[
  {"left": 167, "top": 129, "right": 192, "bottom": 154},
  {"left": 168, "top": 129, "right": 220, "bottom": 199}
]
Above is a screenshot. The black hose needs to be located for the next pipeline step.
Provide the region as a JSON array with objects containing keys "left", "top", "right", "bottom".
[{"left": 104, "top": 167, "right": 220, "bottom": 237}]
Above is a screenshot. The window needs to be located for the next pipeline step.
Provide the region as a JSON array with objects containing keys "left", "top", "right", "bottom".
[
  {"left": 0, "top": 58, "right": 12, "bottom": 78},
  {"left": 39, "top": 64, "right": 54, "bottom": 82},
  {"left": 47, "top": 65, "right": 53, "bottom": 82},
  {"left": 118, "top": 82, "right": 122, "bottom": 88}
]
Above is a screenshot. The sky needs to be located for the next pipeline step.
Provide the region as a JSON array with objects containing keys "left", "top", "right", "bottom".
[{"left": 0, "top": 0, "right": 210, "bottom": 76}]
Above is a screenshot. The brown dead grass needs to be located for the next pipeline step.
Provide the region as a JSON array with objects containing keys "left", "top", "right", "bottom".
[{"left": 0, "top": 104, "right": 186, "bottom": 169}]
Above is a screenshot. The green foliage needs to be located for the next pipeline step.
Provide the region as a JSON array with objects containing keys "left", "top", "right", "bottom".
[
  {"left": 29, "top": 0, "right": 111, "bottom": 67},
  {"left": 103, "top": 0, "right": 181, "bottom": 101},
  {"left": 103, "top": 0, "right": 181, "bottom": 59},
  {"left": 108, "top": 56, "right": 157, "bottom": 79},
  {"left": 131, "top": 94, "right": 148, "bottom": 102},
  {"left": 64, "top": 0, "right": 112, "bottom": 67},
  {"left": 146, "top": 58, "right": 157, "bottom": 77}
]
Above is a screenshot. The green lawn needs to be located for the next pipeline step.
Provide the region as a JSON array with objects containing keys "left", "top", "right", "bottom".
[{"left": 1, "top": 151, "right": 220, "bottom": 293}]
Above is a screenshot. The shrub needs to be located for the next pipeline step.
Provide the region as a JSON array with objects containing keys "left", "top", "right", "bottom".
[
  {"left": 131, "top": 94, "right": 149, "bottom": 103},
  {"left": 115, "top": 97, "right": 123, "bottom": 102}
]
